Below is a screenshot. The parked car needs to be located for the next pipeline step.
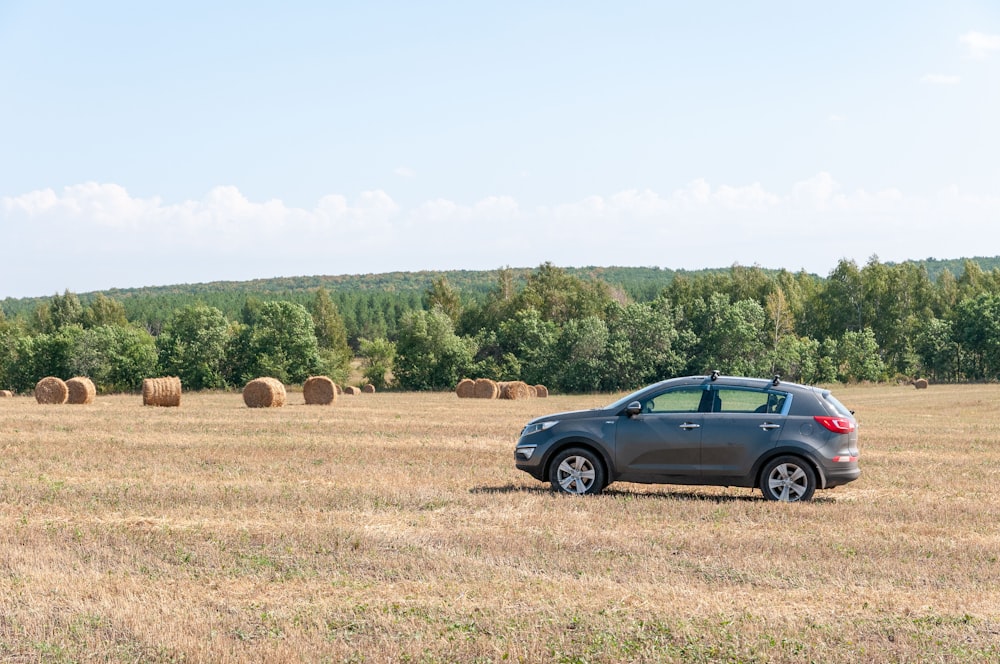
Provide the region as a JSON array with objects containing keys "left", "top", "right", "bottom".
[{"left": 514, "top": 373, "right": 860, "bottom": 501}]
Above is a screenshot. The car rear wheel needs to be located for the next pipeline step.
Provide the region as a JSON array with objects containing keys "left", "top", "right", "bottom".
[
  {"left": 549, "top": 448, "right": 606, "bottom": 495},
  {"left": 760, "top": 456, "right": 816, "bottom": 502}
]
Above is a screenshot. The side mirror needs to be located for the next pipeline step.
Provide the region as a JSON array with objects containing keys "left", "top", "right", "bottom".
[{"left": 625, "top": 401, "right": 642, "bottom": 417}]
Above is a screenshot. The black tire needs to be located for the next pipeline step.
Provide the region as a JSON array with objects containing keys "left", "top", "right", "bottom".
[
  {"left": 759, "top": 455, "right": 816, "bottom": 502},
  {"left": 548, "top": 447, "right": 606, "bottom": 495}
]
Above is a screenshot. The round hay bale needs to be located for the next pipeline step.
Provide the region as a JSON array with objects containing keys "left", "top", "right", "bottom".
[
  {"left": 303, "top": 375, "right": 337, "bottom": 405},
  {"left": 362, "top": 383, "right": 376, "bottom": 394},
  {"left": 914, "top": 378, "right": 929, "bottom": 389},
  {"left": 35, "top": 377, "right": 68, "bottom": 405},
  {"left": 243, "top": 377, "right": 286, "bottom": 408},
  {"left": 0, "top": 390, "right": 13, "bottom": 398},
  {"left": 527, "top": 384, "right": 538, "bottom": 398},
  {"left": 473, "top": 378, "right": 499, "bottom": 399},
  {"left": 455, "top": 378, "right": 475, "bottom": 398},
  {"left": 142, "top": 377, "right": 182, "bottom": 407},
  {"left": 343, "top": 385, "right": 361, "bottom": 396},
  {"left": 334, "top": 383, "right": 342, "bottom": 395},
  {"left": 500, "top": 380, "right": 531, "bottom": 400},
  {"left": 66, "top": 376, "right": 96, "bottom": 404},
  {"left": 534, "top": 384, "right": 549, "bottom": 398}
]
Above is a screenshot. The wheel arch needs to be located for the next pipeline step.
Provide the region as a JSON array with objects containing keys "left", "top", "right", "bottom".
[
  {"left": 752, "top": 446, "right": 828, "bottom": 490},
  {"left": 542, "top": 438, "right": 615, "bottom": 484}
]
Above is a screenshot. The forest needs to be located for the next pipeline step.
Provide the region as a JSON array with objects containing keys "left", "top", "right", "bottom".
[{"left": 3, "top": 256, "right": 1000, "bottom": 395}]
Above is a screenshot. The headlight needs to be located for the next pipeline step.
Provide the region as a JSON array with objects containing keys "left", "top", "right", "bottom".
[{"left": 521, "top": 420, "right": 558, "bottom": 436}]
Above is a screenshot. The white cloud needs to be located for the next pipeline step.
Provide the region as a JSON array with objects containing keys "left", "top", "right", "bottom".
[
  {"left": 791, "top": 172, "right": 840, "bottom": 205},
  {"left": 960, "top": 31, "right": 1000, "bottom": 59},
  {"left": 4, "top": 177, "right": 1000, "bottom": 298},
  {"left": 920, "top": 73, "right": 960, "bottom": 85}
]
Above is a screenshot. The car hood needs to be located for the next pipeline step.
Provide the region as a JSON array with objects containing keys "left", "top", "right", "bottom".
[{"left": 528, "top": 408, "right": 609, "bottom": 425}]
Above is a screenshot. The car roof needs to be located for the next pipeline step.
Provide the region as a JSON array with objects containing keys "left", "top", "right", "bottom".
[{"left": 660, "top": 374, "right": 820, "bottom": 393}]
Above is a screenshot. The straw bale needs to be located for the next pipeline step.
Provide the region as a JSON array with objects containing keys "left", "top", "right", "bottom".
[
  {"left": 0, "top": 390, "right": 12, "bottom": 398},
  {"left": 455, "top": 378, "right": 475, "bottom": 398},
  {"left": 362, "top": 383, "right": 376, "bottom": 393},
  {"left": 499, "top": 380, "right": 531, "bottom": 400},
  {"left": 534, "top": 384, "right": 549, "bottom": 398},
  {"left": 243, "top": 377, "right": 286, "bottom": 408},
  {"left": 303, "top": 376, "right": 337, "bottom": 405},
  {"left": 343, "top": 386, "right": 361, "bottom": 395},
  {"left": 914, "top": 378, "right": 929, "bottom": 389},
  {"left": 35, "top": 377, "right": 68, "bottom": 405},
  {"left": 528, "top": 384, "right": 538, "bottom": 398},
  {"left": 66, "top": 376, "right": 96, "bottom": 404},
  {"left": 473, "top": 378, "right": 499, "bottom": 399},
  {"left": 142, "top": 377, "right": 182, "bottom": 407}
]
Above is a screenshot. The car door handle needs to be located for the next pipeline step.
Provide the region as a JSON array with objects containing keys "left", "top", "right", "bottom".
[
  {"left": 759, "top": 423, "right": 781, "bottom": 430},
  {"left": 679, "top": 422, "right": 700, "bottom": 430}
]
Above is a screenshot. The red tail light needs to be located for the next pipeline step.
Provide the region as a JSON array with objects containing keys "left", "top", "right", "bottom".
[{"left": 814, "top": 416, "right": 855, "bottom": 434}]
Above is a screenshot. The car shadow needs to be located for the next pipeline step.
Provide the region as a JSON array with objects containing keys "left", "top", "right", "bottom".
[
  {"left": 470, "top": 484, "right": 837, "bottom": 503},
  {"left": 469, "top": 484, "right": 550, "bottom": 495}
]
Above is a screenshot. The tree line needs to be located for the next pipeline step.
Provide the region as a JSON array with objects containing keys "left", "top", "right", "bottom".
[{"left": 2, "top": 257, "right": 1000, "bottom": 395}]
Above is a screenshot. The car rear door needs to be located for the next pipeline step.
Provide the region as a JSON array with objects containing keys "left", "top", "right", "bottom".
[{"left": 699, "top": 387, "right": 787, "bottom": 480}]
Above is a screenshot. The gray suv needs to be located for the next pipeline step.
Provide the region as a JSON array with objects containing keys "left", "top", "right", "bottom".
[{"left": 514, "top": 374, "right": 860, "bottom": 501}]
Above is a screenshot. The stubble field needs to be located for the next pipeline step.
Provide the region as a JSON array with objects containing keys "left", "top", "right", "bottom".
[{"left": 1, "top": 384, "right": 999, "bottom": 662}]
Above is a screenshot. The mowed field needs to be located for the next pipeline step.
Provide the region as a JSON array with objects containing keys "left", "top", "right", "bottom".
[{"left": 1, "top": 384, "right": 999, "bottom": 662}]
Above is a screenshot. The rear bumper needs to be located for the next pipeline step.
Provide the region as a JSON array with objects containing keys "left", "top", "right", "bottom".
[{"left": 822, "top": 465, "right": 861, "bottom": 489}]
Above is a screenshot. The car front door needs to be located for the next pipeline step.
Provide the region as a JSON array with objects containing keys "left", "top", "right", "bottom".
[{"left": 614, "top": 386, "right": 706, "bottom": 481}]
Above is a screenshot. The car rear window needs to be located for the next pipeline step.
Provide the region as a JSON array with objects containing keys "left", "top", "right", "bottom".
[{"left": 822, "top": 392, "right": 854, "bottom": 418}]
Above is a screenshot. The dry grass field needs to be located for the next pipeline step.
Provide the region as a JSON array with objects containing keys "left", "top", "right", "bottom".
[{"left": 1, "top": 384, "right": 999, "bottom": 662}]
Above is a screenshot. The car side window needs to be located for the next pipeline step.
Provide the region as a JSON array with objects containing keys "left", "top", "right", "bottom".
[
  {"left": 644, "top": 387, "right": 704, "bottom": 413},
  {"left": 710, "top": 388, "right": 787, "bottom": 414}
]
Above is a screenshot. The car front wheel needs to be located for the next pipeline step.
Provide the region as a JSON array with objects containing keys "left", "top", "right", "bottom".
[
  {"left": 549, "top": 448, "right": 606, "bottom": 495},
  {"left": 760, "top": 455, "right": 816, "bottom": 502}
]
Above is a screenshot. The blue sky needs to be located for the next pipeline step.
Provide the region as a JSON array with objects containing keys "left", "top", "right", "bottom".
[{"left": 2, "top": 1, "right": 999, "bottom": 298}]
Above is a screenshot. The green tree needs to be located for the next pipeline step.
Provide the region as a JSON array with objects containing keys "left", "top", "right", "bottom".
[
  {"left": 394, "top": 308, "right": 474, "bottom": 390},
  {"left": 227, "top": 301, "right": 321, "bottom": 384},
  {"left": 83, "top": 293, "right": 129, "bottom": 328},
  {"left": 913, "top": 317, "right": 958, "bottom": 382},
  {"left": 458, "top": 267, "right": 521, "bottom": 336},
  {"left": 552, "top": 316, "right": 609, "bottom": 392},
  {"left": 358, "top": 337, "right": 396, "bottom": 390},
  {"left": 769, "top": 335, "right": 840, "bottom": 384},
  {"left": 311, "top": 288, "right": 349, "bottom": 350},
  {"left": 310, "top": 288, "right": 352, "bottom": 384},
  {"left": 157, "top": 304, "right": 231, "bottom": 390},
  {"left": 51, "top": 290, "right": 85, "bottom": 331},
  {"left": 0, "top": 321, "right": 33, "bottom": 391},
  {"left": 0, "top": 324, "right": 33, "bottom": 392},
  {"left": 952, "top": 293, "right": 1000, "bottom": 379},
  {"left": 70, "top": 325, "right": 158, "bottom": 393},
  {"left": 803, "top": 259, "right": 864, "bottom": 340},
  {"left": 692, "top": 295, "right": 769, "bottom": 376},
  {"left": 836, "top": 328, "right": 885, "bottom": 382},
  {"left": 514, "top": 262, "right": 612, "bottom": 325},
  {"left": 603, "top": 299, "right": 686, "bottom": 390},
  {"left": 765, "top": 287, "right": 795, "bottom": 363},
  {"left": 494, "top": 308, "right": 558, "bottom": 386},
  {"left": 469, "top": 329, "right": 522, "bottom": 382},
  {"left": 31, "top": 325, "right": 85, "bottom": 381},
  {"left": 424, "top": 277, "right": 463, "bottom": 325}
]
